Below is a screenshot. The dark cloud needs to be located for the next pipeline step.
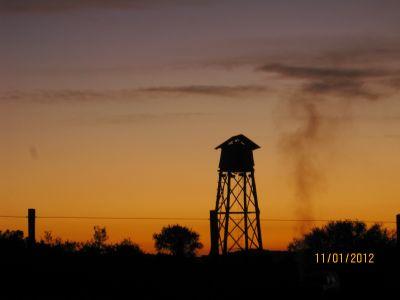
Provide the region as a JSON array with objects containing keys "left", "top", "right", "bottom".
[
  {"left": 94, "top": 112, "right": 211, "bottom": 125},
  {"left": 304, "top": 80, "right": 380, "bottom": 100},
  {"left": 383, "top": 77, "right": 400, "bottom": 90},
  {"left": 0, "top": 0, "right": 207, "bottom": 14},
  {"left": 258, "top": 63, "right": 388, "bottom": 80},
  {"left": 0, "top": 0, "right": 139, "bottom": 13},
  {"left": 0, "top": 85, "right": 268, "bottom": 103},
  {"left": 254, "top": 37, "right": 400, "bottom": 99},
  {"left": 257, "top": 63, "right": 396, "bottom": 99},
  {"left": 316, "top": 44, "right": 400, "bottom": 66},
  {"left": 201, "top": 36, "right": 399, "bottom": 69},
  {"left": 140, "top": 85, "right": 267, "bottom": 97},
  {"left": 0, "top": 90, "right": 119, "bottom": 103},
  {"left": 384, "top": 134, "right": 400, "bottom": 139}
]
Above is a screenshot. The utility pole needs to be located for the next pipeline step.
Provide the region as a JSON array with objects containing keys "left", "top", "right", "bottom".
[
  {"left": 397, "top": 213, "right": 400, "bottom": 248},
  {"left": 28, "top": 208, "right": 36, "bottom": 247},
  {"left": 209, "top": 210, "right": 219, "bottom": 256}
]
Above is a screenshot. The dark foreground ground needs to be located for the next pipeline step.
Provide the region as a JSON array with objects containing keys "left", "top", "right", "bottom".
[{"left": 1, "top": 249, "right": 399, "bottom": 300}]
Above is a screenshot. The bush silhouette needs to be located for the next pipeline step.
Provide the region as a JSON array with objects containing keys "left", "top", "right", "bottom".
[
  {"left": 0, "top": 229, "right": 24, "bottom": 244},
  {"left": 153, "top": 224, "right": 203, "bottom": 257},
  {"left": 0, "top": 230, "right": 25, "bottom": 254},
  {"left": 109, "top": 238, "right": 143, "bottom": 256},
  {"left": 38, "top": 231, "right": 79, "bottom": 254},
  {"left": 288, "top": 220, "right": 396, "bottom": 251},
  {"left": 37, "top": 227, "right": 142, "bottom": 256}
]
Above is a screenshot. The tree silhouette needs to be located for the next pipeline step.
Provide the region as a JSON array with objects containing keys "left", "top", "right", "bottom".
[
  {"left": 288, "top": 220, "right": 396, "bottom": 251},
  {"left": 92, "top": 226, "right": 108, "bottom": 248},
  {"left": 79, "top": 226, "right": 109, "bottom": 255},
  {"left": 43, "top": 230, "right": 54, "bottom": 244},
  {"left": 153, "top": 225, "right": 203, "bottom": 257}
]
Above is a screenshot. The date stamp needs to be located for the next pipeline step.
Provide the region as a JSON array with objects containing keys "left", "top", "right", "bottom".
[{"left": 315, "top": 252, "right": 375, "bottom": 264}]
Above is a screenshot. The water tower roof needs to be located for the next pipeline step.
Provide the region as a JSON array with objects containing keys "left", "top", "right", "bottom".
[{"left": 215, "top": 134, "right": 260, "bottom": 150}]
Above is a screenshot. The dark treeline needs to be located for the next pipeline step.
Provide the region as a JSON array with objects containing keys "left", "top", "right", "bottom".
[{"left": 0, "top": 221, "right": 399, "bottom": 299}]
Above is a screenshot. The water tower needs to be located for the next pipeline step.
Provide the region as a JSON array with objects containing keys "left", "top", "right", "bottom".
[{"left": 210, "top": 134, "right": 263, "bottom": 255}]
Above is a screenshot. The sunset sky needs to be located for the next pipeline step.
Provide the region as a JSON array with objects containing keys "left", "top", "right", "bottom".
[{"left": 1, "top": 0, "right": 400, "bottom": 253}]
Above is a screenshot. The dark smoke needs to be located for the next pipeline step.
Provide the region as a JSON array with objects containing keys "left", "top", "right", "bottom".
[
  {"left": 280, "top": 101, "right": 323, "bottom": 233},
  {"left": 259, "top": 60, "right": 398, "bottom": 234},
  {"left": 29, "top": 146, "right": 38, "bottom": 160}
]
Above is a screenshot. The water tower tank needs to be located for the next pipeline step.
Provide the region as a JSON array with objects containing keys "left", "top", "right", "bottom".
[{"left": 215, "top": 134, "right": 260, "bottom": 172}]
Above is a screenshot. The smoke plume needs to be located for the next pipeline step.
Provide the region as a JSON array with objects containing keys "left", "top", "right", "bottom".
[
  {"left": 279, "top": 99, "right": 324, "bottom": 233},
  {"left": 259, "top": 61, "right": 398, "bottom": 233}
]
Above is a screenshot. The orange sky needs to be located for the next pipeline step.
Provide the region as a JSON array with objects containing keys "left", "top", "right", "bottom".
[
  {"left": 1, "top": 94, "right": 399, "bottom": 253},
  {"left": 1, "top": 0, "right": 400, "bottom": 254}
]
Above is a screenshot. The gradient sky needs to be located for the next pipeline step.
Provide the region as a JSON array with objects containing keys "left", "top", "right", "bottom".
[{"left": 1, "top": 0, "right": 400, "bottom": 253}]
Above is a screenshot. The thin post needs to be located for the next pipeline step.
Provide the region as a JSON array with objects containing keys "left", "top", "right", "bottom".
[
  {"left": 209, "top": 210, "right": 219, "bottom": 256},
  {"left": 28, "top": 208, "right": 36, "bottom": 247},
  {"left": 397, "top": 214, "right": 400, "bottom": 247}
]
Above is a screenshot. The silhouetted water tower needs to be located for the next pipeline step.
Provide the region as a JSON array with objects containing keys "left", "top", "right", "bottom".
[{"left": 210, "top": 134, "right": 263, "bottom": 255}]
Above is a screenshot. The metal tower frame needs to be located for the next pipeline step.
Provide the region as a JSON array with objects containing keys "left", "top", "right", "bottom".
[{"left": 213, "top": 170, "right": 263, "bottom": 254}]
